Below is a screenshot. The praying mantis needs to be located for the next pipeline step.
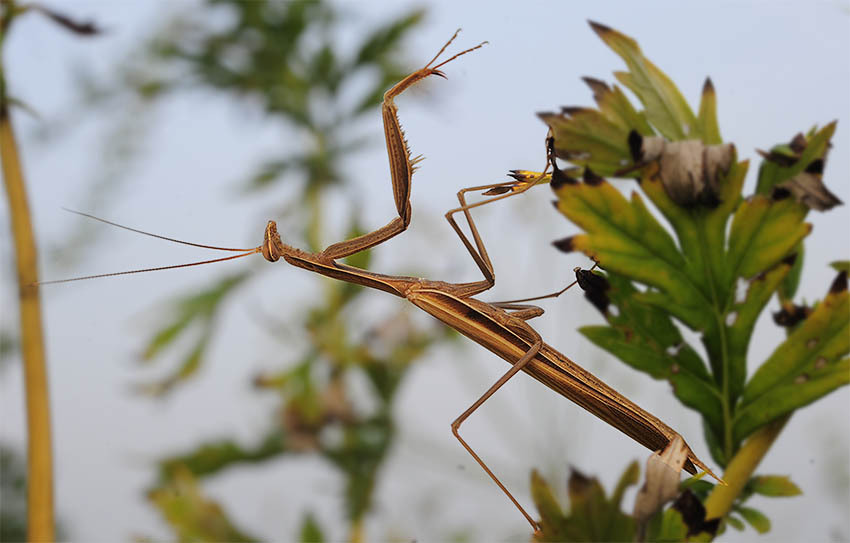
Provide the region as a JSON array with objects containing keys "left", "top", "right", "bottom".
[{"left": 40, "top": 31, "right": 720, "bottom": 532}]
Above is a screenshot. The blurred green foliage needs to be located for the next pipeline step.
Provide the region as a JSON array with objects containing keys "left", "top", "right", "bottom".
[
  {"left": 534, "top": 21, "right": 847, "bottom": 539},
  {"left": 0, "top": 444, "right": 28, "bottom": 543},
  {"left": 531, "top": 464, "right": 637, "bottom": 542},
  {"left": 68, "top": 1, "right": 465, "bottom": 540},
  {"left": 531, "top": 456, "right": 804, "bottom": 541},
  {"left": 0, "top": 443, "right": 67, "bottom": 542}
]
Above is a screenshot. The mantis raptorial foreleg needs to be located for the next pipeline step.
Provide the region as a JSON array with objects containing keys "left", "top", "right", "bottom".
[{"left": 320, "top": 30, "right": 486, "bottom": 261}]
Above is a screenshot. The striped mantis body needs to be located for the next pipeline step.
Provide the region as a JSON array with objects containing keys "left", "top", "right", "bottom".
[{"left": 40, "top": 31, "right": 720, "bottom": 532}]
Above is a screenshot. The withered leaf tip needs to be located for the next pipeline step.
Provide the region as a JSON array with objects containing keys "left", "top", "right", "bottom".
[
  {"left": 588, "top": 20, "right": 612, "bottom": 35},
  {"left": 830, "top": 270, "right": 848, "bottom": 294},
  {"left": 781, "top": 253, "right": 798, "bottom": 267},
  {"left": 561, "top": 106, "right": 586, "bottom": 116},
  {"left": 552, "top": 236, "right": 575, "bottom": 253},
  {"left": 583, "top": 168, "right": 605, "bottom": 186},
  {"left": 627, "top": 130, "right": 643, "bottom": 162},
  {"left": 805, "top": 158, "right": 824, "bottom": 174}
]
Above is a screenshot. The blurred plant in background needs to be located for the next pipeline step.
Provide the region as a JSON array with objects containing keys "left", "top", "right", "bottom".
[
  {"left": 4, "top": 0, "right": 464, "bottom": 540},
  {"left": 1, "top": 1, "right": 105, "bottom": 539},
  {"left": 75, "top": 2, "right": 462, "bottom": 540}
]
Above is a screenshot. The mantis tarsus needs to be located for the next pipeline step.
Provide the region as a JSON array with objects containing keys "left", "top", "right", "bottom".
[{"left": 40, "top": 31, "right": 720, "bottom": 532}]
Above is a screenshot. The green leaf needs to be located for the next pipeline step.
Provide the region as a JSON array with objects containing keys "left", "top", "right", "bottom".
[
  {"left": 568, "top": 469, "right": 635, "bottom": 542},
  {"left": 645, "top": 508, "right": 688, "bottom": 542},
  {"left": 539, "top": 109, "right": 633, "bottom": 177},
  {"left": 695, "top": 79, "right": 722, "bottom": 144},
  {"left": 725, "top": 514, "right": 745, "bottom": 531},
  {"left": 702, "top": 420, "right": 728, "bottom": 468},
  {"left": 541, "top": 77, "right": 654, "bottom": 176},
  {"left": 743, "top": 284, "right": 849, "bottom": 400},
  {"left": 532, "top": 468, "right": 635, "bottom": 542},
  {"left": 553, "top": 178, "right": 709, "bottom": 330},
  {"left": 583, "top": 77, "right": 654, "bottom": 135},
  {"left": 633, "top": 158, "right": 749, "bottom": 369},
  {"left": 158, "top": 432, "right": 285, "bottom": 481},
  {"left": 611, "top": 460, "right": 640, "bottom": 508},
  {"left": 735, "top": 358, "right": 849, "bottom": 442},
  {"left": 323, "top": 415, "right": 394, "bottom": 521},
  {"left": 538, "top": 77, "right": 655, "bottom": 175},
  {"left": 749, "top": 475, "right": 802, "bottom": 497},
  {"left": 309, "top": 44, "right": 339, "bottom": 90},
  {"left": 245, "top": 159, "right": 293, "bottom": 190},
  {"left": 779, "top": 243, "right": 804, "bottom": 301},
  {"left": 727, "top": 195, "right": 810, "bottom": 279},
  {"left": 726, "top": 258, "right": 794, "bottom": 401},
  {"left": 590, "top": 21, "right": 696, "bottom": 140},
  {"left": 5, "top": 95, "right": 41, "bottom": 119},
  {"left": 142, "top": 317, "right": 193, "bottom": 361},
  {"left": 830, "top": 260, "right": 850, "bottom": 273},
  {"left": 33, "top": 5, "right": 102, "bottom": 36},
  {"left": 352, "top": 9, "right": 424, "bottom": 67},
  {"left": 737, "top": 506, "right": 771, "bottom": 534},
  {"left": 142, "top": 273, "right": 250, "bottom": 360},
  {"left": 755, "top": 122, "right": 836, "bottom": 194},
  {"left": 149, "top": 466, "right": 258, "bottom": 542},
  {"left": 736, "top": 285, "right": 850, "bottom": 441},
  {"left": 298, "top": 513, "right": 325, "bottom": 543},
  {"left": 138, "top": 273, "right": 250, "bottom": 395},
  {"left": 530, "top": 470, "right": 567, "bottom": 541}
]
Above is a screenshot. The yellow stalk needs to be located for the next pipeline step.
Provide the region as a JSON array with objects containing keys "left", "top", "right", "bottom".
[
  {"left": 704, "top": 415, "right": 789, "bottom": 521},
  {"left": 1, "top": 102, "right": 55, "bottom": 542}
]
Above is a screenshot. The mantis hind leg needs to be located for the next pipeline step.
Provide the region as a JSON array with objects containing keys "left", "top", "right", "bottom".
[{"left": 450, "top": 324, "right": 543, "bottom": 533}]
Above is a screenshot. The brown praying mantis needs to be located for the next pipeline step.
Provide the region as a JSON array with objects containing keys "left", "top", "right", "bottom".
[{"left": 38, "top": 31, "right": 721, "bottom": 532}]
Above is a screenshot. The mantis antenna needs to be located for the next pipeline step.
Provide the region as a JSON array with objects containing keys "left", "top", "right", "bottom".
[{"left": 34, "top": 209, "right": 261, "bottom": 285}]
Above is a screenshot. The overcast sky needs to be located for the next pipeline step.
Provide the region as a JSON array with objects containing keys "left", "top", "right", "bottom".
[{"left": 2, "top": 1, "right": 848, "bottom": 542}]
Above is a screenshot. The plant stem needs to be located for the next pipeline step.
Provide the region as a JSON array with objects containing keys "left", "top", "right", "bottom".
[
  {"left": 703, "top": 415, "right": 789, "bottom": 521},
  {"left": 349, "top": 516, "right": 364, "bottom": 543},
  {"left": 1, "top": 99, "right": 55, "bottom": 541},
  {"left": 697, "top": 217, "right": 734, "bottom": 460}
]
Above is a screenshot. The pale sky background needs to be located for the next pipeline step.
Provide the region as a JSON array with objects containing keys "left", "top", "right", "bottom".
[{"left": 2, "top": 1, "right": 849, "bottom": 542}]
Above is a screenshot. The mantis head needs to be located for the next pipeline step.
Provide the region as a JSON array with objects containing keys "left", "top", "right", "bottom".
[{"left": 262, "top": 220, "right": 283, "bottom": 262}]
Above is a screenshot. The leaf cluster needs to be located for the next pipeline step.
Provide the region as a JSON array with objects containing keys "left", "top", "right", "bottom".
[
  {"left": 532, "top": 461, "right": 803, "bottom": 541},
  {"left": 535, "top": 21, "right": 848, "bottom": 536},
  {"left": 142, "top": 0, "right": 423, "bottom": 198},
  {"left": 146, "top": 266, "right": 451, "bottom": 536},
  {"left": 544, "top": 19, "right": 848, "bottom": 465}
]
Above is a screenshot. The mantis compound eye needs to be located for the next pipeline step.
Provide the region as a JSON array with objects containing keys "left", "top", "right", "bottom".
[{"left": 262, "top": 221, "right": 282, "bottom": 262}]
